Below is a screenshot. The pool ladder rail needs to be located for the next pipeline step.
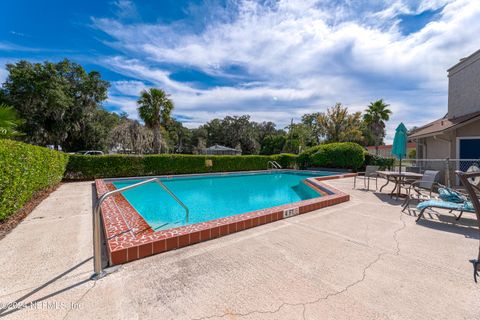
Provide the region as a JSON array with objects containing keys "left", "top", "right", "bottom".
[
  {"left": 92, "top": 177, "right": 189, "bottom": 279},
  {"left": 267, "top": 161, "right": 282, "bottom": 170}
]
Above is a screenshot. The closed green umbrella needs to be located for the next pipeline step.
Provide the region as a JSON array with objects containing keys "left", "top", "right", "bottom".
[{"left": 392, "top": 122, "right": 408, "bottom": 174}]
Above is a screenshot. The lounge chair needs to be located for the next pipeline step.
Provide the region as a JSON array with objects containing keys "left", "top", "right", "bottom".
[
  {"left": 354, "top": 165, "right": 379, "bottom": 191},
  {"left": 456, "top": 170, "right": 480, "bottom": 282},
  {"left": 415, "top": 190, "right": 474, "bottom": 222},
  {"left": 401, "top": 170, "right": 440, "bottom": 212}
]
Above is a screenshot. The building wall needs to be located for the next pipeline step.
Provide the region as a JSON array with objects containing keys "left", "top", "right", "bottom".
[
  {"left": 448, "top": 51, "right": 480, "bottom": 118},
  {"left": 417, "top": 120, "right": 480, "bottom": 159},
  {"left": 423, "top": 134, "right": 452, "bottom": 159},
  {"left": 451, "top": 120, "right": 480, "bottom": 158},
  {"left": 415, "top": 135, "right": 451, "bottom": 185}
]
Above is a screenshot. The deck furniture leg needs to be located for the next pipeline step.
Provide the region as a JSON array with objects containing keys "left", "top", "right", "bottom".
[
  {"left": 415, "top": 208, "right": 427, "bottom": 222},
  {"left": 390, "top": 177, "right": 399, "bottom": 198},
  {"left": 401, "top": 196, "right": 410, "bottom": 212},
  {"left": 379, "top": 176, "right": 390, "bottom": 192},
  {"left": 473, "top": 260, "right": 479, "bottom": 283},
  {"left": 396, "top": 177, "right": 404, "bottom": 200},
  {"left": 455, "top": 211, "right": 464, "bottom": 220}
]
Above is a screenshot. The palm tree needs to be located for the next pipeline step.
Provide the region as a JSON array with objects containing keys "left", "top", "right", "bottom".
[
  {"left": 363, "top": 99, "right": 392, "bottom": 155},
  {"left": 0, "top": 104, "right": 24, "bottom": 138},
  {"left": 137, "top": 88, "right": 173, "bottom": 153}
]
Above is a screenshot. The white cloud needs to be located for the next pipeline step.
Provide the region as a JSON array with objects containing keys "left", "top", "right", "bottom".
[
  {"left": 112, "top": 0, "right": 139, "bottom": 20},
  {"left": 0, "top": 65, "right": 7, "bottom": 84},
  {"left": 109, "top": 80, "right": 147, "bottom": 97},
  {"left": 95, "top": 0, "right": 480, "bottom": 142}
]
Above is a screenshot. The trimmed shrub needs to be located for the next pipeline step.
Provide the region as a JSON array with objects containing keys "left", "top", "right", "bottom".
[
  {"left": 64, "top": 154, "right": 294, "bottom": 180},
  {"left": 297, "top": 145, "right": 323, "bottom": 168},
  {"left": 66, "top": 154, "right": 144, "bottom": 180},
  {"left": 299, "top": 142, "right": 365, "bottom": 170},
  {"left": 273, "top": 153, "right": 298, "bottom": 169},
  {"left": 0, "top": 140, "right": 68, "bottom": 221},
  {"left": 364, "top": 153, "right": 395, "bottom": 170}
]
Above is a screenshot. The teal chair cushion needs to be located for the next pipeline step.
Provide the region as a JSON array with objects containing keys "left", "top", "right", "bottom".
[
  {"left": 417, "top": 199, "right": 475, "bottom": 212},
  {"left": 438, "top": 188, "right": 467, "bottom": 203}
]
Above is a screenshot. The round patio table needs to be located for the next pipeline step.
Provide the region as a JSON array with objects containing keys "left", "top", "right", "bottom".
[{"left": 377, "top": 171, "right": 424, "bottom": 199}]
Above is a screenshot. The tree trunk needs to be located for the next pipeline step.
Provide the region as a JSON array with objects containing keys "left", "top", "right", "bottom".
[{"left": 153, "top": 124, "right": 161, "bottom": 154}]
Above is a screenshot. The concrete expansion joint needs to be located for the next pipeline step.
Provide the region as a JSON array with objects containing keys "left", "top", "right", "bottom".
[{"left": 62, "top": 280, "right": 97, "bottom": 320}]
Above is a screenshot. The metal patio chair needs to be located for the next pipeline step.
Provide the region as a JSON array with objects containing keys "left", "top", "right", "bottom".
[
  {"left": 456, "top": 170, "right": 480, "bottom": 282},
  {"left": 354, "top": 165, "right": 379, "bottom": 191},
  {"left": 401, "top": 170, "right": 440, "bottom": 212}
]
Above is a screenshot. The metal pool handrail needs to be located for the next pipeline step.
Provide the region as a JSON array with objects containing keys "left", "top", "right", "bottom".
[
  {"left": 92, "top": 177, "right": 189, "bottom": 279},
  {"left": 154, "top": 179, "right": 190, "bottom": 223},
  {"left": 267, "top": 161, "right": 282, "bottom": 169}
]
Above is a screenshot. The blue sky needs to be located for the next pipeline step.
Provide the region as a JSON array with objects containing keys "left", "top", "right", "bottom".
[{"left": 1, "top": 0, "right": 480, "bottom": 142}]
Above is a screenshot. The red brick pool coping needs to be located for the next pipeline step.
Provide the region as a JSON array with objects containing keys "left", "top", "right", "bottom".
[{"left": 95, "top": 172, "right": 356, "bottom": 265}]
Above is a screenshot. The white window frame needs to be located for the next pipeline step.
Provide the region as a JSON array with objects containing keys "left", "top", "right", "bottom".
[
  {"left": 456, "top": 136, "right": 480, "bottom": 159},
  {"left": 456, "top": 136, "right": 480, "bottom": 184}
]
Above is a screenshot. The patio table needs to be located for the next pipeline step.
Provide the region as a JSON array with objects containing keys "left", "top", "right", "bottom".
[{"left": 377, "top": 171, "right": 424, "bottom": 199}]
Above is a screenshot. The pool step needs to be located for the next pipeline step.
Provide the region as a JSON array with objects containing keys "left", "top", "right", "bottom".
[
  {"left": 291, "top": 181, "right": 322, "bottom": 199},
  {"left": 153, "top": 220, "right": 184, "bottom": 231}
]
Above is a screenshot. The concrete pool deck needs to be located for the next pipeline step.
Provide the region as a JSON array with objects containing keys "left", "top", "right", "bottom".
[{"left": 0, "top": 177, "right": 479, "bottom": 319}]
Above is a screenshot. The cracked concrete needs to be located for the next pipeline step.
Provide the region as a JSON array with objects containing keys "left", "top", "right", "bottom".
[{"left": 0, "top": 178, "right": 479, "bottom": 320}]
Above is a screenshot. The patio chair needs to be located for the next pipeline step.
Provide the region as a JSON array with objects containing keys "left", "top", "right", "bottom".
[
  {"left": 456, "top": 170, "right": 480, "bottom": 282},
  {"left": 414, "top": 188, "right": 473, "bottom": 222},
  {"left": 401, "top": 170, "right": 440, "bottom": 212},
  {"left": 354, "top": 165, "right": 379, "bottom": 191}
]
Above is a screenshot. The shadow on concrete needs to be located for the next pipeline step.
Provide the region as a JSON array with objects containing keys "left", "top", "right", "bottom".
[
  {"left": 0, "top": 257, "right": 93, "bottom": 318},
  {"left": 0, "top": 183, "right": 110, "bottom": 318},
  {"left": 372, "top": 191, "right": 406, "bottom": 206},
  {"left": 413, "top": 210, "right": 480, "bottom": 240},
  {"left": 356, "top": 186, "right": 479, "bottom": 240},
  {"left": 351, "top": 187, "right": 404, "bottom": 206},
  {"left": 417, "top": 218, "right": 479, "bottom": 240}
]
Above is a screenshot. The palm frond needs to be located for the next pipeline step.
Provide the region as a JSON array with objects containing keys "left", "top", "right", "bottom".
[{"left": 0, "top": 104, "right": 24, "bottom": 138}]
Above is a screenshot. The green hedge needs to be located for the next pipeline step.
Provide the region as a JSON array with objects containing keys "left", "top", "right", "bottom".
[
  {"left": 364, "top": 153, "right": 395, "bottom": 170},
  {"left": 65, "top": 154, "right": 298, "bottom": 180},
  {"left": 273, "top": 153, "right": 298, "bottom": 169},
  {"left": 0, "top": 140, "right": 68, "bottom": 221},
  {"left": 298, "top": 142, "right": 365, "bottom": 170}
]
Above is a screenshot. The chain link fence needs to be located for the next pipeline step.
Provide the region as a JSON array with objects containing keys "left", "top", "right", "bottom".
[{"left": 400, "top": 158, "right": 480, "bottom": 187}]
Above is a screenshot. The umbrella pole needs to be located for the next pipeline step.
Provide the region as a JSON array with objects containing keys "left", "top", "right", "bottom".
[{"left": 398, "top": 158, "right": 402, "bottom": 198}]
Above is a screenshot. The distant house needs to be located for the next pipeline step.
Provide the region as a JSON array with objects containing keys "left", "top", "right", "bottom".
[
  {"left": 409, "top": 49, "right": 480, "bottom": 162},
  {"left": 201, "top": 144, "right": 242, "bottom": 155},
  {"left": 366, "top": 143, "right": 416, "bottom": 158}
]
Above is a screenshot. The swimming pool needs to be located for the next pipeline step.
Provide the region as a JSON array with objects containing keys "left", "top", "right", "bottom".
[
  {"left": 97, "top": 170, "right": 353, "bottom": 265},
  {"left": 112, "top": 171, "right": 335, "bottom": 230}
]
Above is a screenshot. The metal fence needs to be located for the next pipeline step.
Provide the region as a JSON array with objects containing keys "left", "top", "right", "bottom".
[{"left": 399, "top": 158, "right": 480, "bottom": 187}]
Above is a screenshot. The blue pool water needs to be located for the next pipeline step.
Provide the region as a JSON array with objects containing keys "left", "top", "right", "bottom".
[{"left": 112, "top": 171, "right": 334, "bottom": 230}]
